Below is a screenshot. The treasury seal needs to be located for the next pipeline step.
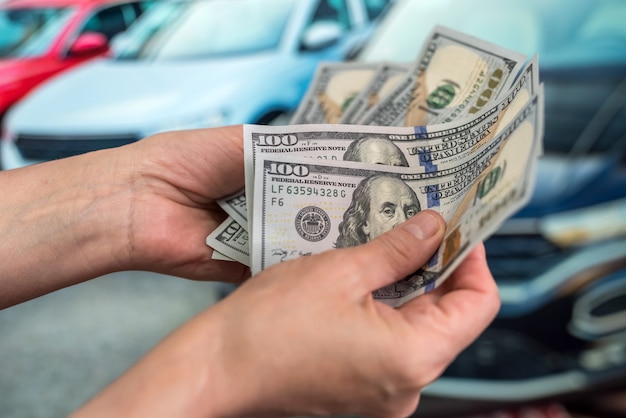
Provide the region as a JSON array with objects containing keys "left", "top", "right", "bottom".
[{"left": 295, "top": 206, "right": 331, "bottom": 242}]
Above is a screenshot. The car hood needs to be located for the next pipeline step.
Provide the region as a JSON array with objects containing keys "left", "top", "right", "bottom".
[
  {"left": 7, "top": 55, "right": 276, "bottom": 133},
  {"left": 0, "top": 57, "right": 49, "bottom": 84},
  {"left": 518, "top": 153, "right": 625, "bottom": 217}
]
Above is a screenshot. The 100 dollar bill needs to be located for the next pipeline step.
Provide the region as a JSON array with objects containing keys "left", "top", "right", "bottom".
[
  {"left": 359, "top": 25, "right": 527, "bottom": 126},
  {"left": 206, "top": 216, "right": 250, "bottom": 266},
  {"left": 251, "top": 92, "right": 543, "bottom": 306},
  {"left": 221, "top": 56, "right": 539, "bottom": 231},
  {"left": 290, "top": 62, "right": 379, "bottom": 124},
  {"left": 339, "top": 63, "right": 410, "bottom": 124}
]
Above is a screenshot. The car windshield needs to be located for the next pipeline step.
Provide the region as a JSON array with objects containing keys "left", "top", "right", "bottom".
[
  {"left": 0, "top": 6, "right": 74, "bottom": 58},
  {"left": 357, "top": 0, "right": 626, "bottom": 156},
  {"left": 114, "top": 0, "right": 296, "bottom": 60}
]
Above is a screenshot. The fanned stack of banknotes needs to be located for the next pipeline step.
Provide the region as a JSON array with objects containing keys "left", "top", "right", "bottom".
[{"left": 206, "top": 25, "right": 544, "bottom": 307}]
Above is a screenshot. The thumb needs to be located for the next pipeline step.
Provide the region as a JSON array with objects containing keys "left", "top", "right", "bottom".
[{"left": 355, "top": 210, "right": 445, "bottom": 293}]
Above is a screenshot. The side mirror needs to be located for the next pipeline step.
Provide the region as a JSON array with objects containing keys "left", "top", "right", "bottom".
[
  {"left": 68, "top": 32, "right": 109, "bottom": 57},
  {"left": 301, "top": 21, "right": 343, "bottom": 51}
]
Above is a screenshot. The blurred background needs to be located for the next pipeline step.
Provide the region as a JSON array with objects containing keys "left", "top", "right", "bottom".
[{"left": 1, "top": 0, "right": 625, "bottom": 417}]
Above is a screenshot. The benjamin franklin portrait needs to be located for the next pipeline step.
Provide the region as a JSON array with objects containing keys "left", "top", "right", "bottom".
[
  {"left": 335, "top": 174, "right": 421, "bottom": 248},
  {"left": 343, "top": 137, "right": 409, "bottom": 167}
]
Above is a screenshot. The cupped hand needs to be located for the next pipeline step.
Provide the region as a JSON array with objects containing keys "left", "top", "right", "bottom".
[
  {"left": 207, "top": 210, "right": 500, "bottom": 418},
  {"left": 123, "top": 125, "right": 249, "bottom": 283}
]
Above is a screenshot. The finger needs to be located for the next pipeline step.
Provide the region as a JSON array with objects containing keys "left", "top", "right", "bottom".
[
  {"left": 400, "top": 243, "right": 500, "bottom": 354},
  {"left": 437, "top": 242, "right": 498, "bottom": 297},
  {"left": 349, "top": 210, "right": 445, "bottom": 293}
]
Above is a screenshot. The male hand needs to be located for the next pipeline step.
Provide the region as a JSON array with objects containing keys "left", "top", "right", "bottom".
[
  {"left": 124, "top": 125, "right": 249, "bottom": 283},
  {"left": 206, "top": 210, "right": 500, "bottom": 418},
  {"left": 73, "top": 210, "right": 500, "bottom": 418}
]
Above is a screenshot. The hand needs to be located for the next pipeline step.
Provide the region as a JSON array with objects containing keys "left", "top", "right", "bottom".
[
  {"left": 0, "top": 126, "right": 249, "bottom": 307},
  {"left": 75, "top": 210, "right": 500, "bottom": 418},
  {"left": 117, "top": 125, "right": 250, "bottom": 283},
  {"left": 209, "top": 210, "right": 500, "bottom": 417}
]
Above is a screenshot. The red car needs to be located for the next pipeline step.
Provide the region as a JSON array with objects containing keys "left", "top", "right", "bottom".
[{"left": 0, "top": 0, "right": 151, "bottom": 123}]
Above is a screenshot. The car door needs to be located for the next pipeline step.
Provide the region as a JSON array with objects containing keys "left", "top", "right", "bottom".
[
  {"left": 271, "top": 0, "right": 362, "bottom": 120},
  {"left": 261, "top": 0, "right": 389, "bottom": 122}
]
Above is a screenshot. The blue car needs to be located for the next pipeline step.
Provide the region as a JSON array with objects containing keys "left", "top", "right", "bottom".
[{"left": 1, "top": 0, "right": 392, "bottom": 169}]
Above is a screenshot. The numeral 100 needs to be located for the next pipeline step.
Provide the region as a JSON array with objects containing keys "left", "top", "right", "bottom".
[
  {"left": 268, "top": 163, "right": 310, "bottom": 177},
  {"left": 258, "top": 135, "right": 298, "bottom": 146}
]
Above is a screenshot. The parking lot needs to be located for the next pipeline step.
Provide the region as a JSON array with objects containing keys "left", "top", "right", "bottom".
[
  {"left": 0, "top": 272, "right": 222, "bottom": 417},
  {"left": 1, "top": 0, "right": 625, "bottom": 417}
]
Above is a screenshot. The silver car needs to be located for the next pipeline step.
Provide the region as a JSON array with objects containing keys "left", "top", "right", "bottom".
[{"left": 1, "top": 0, "right": 392, "bottom": 169}]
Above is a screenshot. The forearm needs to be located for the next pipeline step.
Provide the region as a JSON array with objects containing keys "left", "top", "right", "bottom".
[
  {"left": 71, "top": 307, "right": 237, "bottom": 418},
  {"left": 0, "top": 148, "right": 133, "bottom": 308},
  {"left": 0, "top": 126, "right": 249, "bottom": 307}
]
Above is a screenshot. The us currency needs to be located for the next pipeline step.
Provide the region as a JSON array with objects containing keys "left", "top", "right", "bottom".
[
  {"left": 290, "top": 61, "right": 380, "bottom": 124},
  {"left": 252, "top": 95, "right": 543, "bottom": 306},
  {"left": 214, "top": 55, "right": 538, "bottom": 238},
  {"left": 358, "top": 25, "right": 527, "bottom": 127},
  {"left": 338, "top": 63, "right": 410, "bottom": 124},
  {"left": 212, "top": 250, "right": 236, "bottom": 262},
  {"left": 205, "top": 216, "right": 250, "bottom": 267},
  {"left": 217, "top": 190, "right": 248, "bottom": 229},
  {"left": 212, "top": 54, "right": 538, "bottom": 258},
  {"left": 235, "top": 56, "right": 539, "bottom": 228}
]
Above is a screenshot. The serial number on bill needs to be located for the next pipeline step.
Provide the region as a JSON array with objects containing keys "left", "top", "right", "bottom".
[{"left": 271, "top": 185, "right": 347, "bottom": 198}]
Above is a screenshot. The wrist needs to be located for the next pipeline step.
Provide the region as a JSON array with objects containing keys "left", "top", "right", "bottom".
[{"left": 0, "top": 147, "right": 134, "bottom": 306}]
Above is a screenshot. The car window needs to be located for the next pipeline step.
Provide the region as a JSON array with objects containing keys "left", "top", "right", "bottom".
[
  {"left": 0, "top": 6, "right": 73, "bottom": 57},
  {"left": 307, "top": 0, "right": 352, "bottom": 30},
  {"left": 362, "top": 0, "right": 390, "bottom": 21},
  {"left": 114, "top": 0, "right": 296, "bottom": 60},
  {"left": 132, "top": 1, "right": 155, "bottom": 17},
  {"left": 111, "top": 1, "right": 183, "bottom": 58},
  {"left": 81, "top": 5, "right": 131, "bottom": 41},
  {"left": 119, "top": 1, "right": 153, "bottom": 27}
]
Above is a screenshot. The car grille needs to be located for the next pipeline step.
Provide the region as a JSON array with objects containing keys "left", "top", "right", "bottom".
[
  {"left": 485, "top": 234, "right": 573, "bottom": 284},
  {"left": 15, "top": 133, "right": 141, "bottom": 160}
]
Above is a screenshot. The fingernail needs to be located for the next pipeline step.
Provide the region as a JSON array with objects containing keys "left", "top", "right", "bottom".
[{"left": 404, "top": 211, "right": 440, "bottom": 240}]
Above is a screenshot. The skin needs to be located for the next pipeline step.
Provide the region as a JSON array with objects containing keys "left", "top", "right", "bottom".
[
  {"left": 0, "top": 125, "right": 500, "bottom": 418},
  {"left": 362, "top": 176, "right": 420, "bottom": 242},
  {"left": 0, "top": 126, "right": 249, "bottom": 308}
]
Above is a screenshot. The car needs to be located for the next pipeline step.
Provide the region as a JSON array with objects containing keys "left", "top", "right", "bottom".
[
  {"left": 0, "top": 0, "right": 393, "bottom": 169},
  {"left": 355, "top": 0, "right": 626, "bottom": 416},
  {"left": 0, "top": 0, "right": 152, "bottom": 134}
]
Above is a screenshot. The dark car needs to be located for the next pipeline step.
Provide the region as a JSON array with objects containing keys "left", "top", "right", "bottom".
[{"left": 356, "top": 0, "right": 626, "bottom": 416}]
